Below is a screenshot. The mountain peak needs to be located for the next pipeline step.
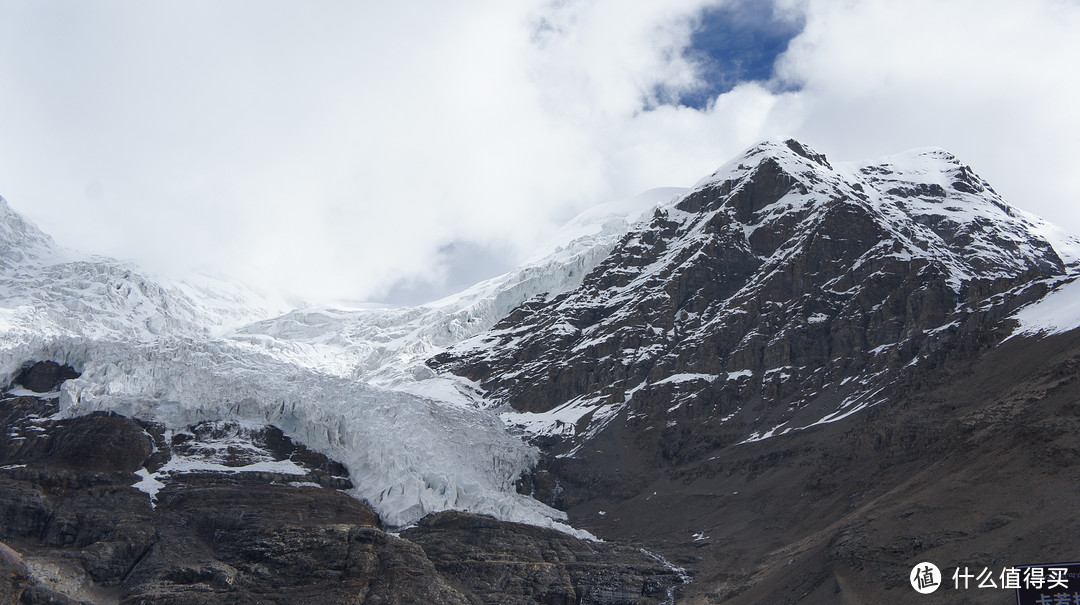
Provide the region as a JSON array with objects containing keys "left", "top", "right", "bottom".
[
  {"left": 669, "top": 141, "right": 1064, "bottom": 285},
  {"left": 677, "top": 139, "right": 832, "bottom": 219},
  {"left": 691, "top": 138, "right": 831, "bottom": 193},
  {"left": 848, "top": 146, "right": 997, "bottom": 200},
  {"left": 739, "top": 137, "right": 829, "bottom": 164},
  {"left": 778, "top": 138, "right": 833, "bottom": 168}
]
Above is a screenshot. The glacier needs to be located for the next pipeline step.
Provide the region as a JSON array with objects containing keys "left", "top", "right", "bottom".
[{"left": 0, "top": 188, "right": 681, "bottom": 535}]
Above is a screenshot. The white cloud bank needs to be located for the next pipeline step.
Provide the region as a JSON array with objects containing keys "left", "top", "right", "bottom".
[{"left": 0, "top": 0, "right": 1077, "bottom": 303}]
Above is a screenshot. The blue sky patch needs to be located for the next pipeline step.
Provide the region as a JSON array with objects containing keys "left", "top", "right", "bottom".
[{"left": 666, "top": 0, "right": 805, "bottom": 109}]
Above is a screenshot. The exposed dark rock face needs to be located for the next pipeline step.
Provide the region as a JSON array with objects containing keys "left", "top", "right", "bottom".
[
  {"left": 402, "top": 511, "right": 685, "bottom": 605},
  {"left": 0, "top": 389, "right": 681, "bottom": 603},
  {"left": 13, "top": 361, "right": 80, "bottom": 394},
  {"left": 3, "top": 411, "right": 152, "bottom": 473}
]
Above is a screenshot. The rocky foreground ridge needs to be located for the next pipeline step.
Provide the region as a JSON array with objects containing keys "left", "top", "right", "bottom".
[{"left": 0, "top": 363, "right": 684, "bottom": 604}]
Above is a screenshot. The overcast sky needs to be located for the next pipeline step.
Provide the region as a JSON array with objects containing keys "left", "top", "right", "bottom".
[{"left": 1, "top": 0, "right": 1078, "bottom": 305}]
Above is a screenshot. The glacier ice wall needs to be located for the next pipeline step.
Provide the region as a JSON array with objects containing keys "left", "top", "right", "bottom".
[{"left": 0, "top": 334, "right": 571, "bottom": 530}]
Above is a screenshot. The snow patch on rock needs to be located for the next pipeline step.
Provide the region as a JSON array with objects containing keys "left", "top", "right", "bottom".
[{"left": 1009, "top": 276, "right": 1080, "bottom": 338}]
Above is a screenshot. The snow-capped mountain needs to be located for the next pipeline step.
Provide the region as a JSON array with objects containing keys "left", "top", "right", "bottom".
[{"left": 430, "top": 139, "right": 1079, "bottom": 458}]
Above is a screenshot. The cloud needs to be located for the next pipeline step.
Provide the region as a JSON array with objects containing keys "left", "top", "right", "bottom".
[
  {"left": 0, "top": 1, "right": 718, "bottom": 302},
  {"left": 0, "top": 0, "right": 1077, "bottom": 304},
  {"left": 761, "top": 0, "right": 1080, "bottom": 231}
]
